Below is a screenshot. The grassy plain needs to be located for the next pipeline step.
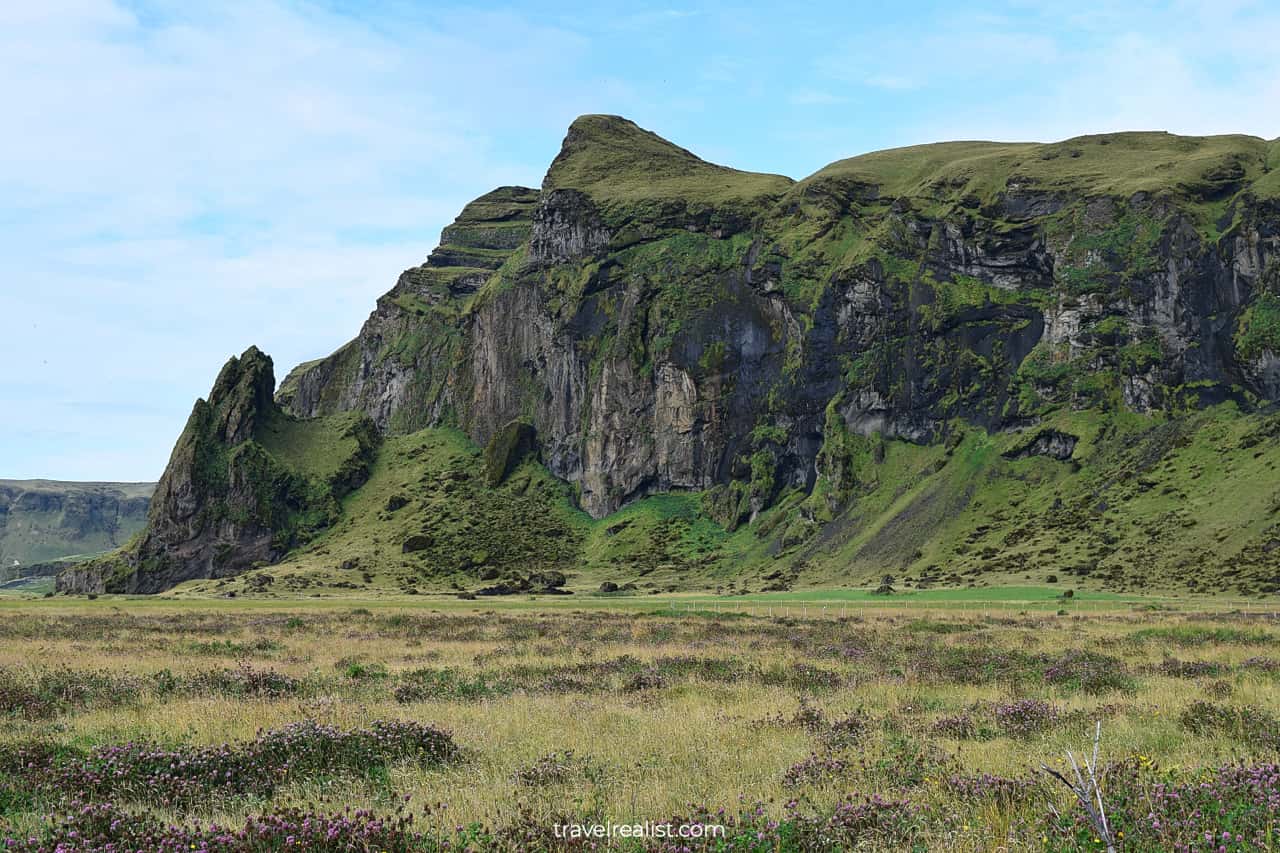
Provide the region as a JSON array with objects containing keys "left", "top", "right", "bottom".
[{"left": 2, "top": 591, "right": 1280, "bottom": 850}]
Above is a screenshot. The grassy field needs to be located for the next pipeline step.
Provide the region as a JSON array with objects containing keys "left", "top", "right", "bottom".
[{"left": 2, "top": 591, "right": 1280, "bottom": 851}]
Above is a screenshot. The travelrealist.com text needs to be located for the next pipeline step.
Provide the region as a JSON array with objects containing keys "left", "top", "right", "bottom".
[{"left": 552, "top": 821, "right": 726, "bottom": 840}]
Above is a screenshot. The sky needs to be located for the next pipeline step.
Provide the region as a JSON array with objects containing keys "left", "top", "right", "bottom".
[{"left": 3, "top": 0, "right": 1280, "bottom": 482}]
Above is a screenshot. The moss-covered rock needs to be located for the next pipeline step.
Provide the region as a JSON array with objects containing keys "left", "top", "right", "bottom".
[
  {"left": 58, "top": 349, "right": 378, "bottom": 594},
  {"left": 483, "top": 421, "right": 539, "bottom": 488}
]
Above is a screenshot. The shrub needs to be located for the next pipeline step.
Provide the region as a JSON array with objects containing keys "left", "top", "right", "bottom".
[
  {"left": 1180, "top": 701, "right": 1280, "bottom": 751},
  {"left": 622, "top": 669, "right": 667, "bottom": 692},
  {"left": 510, "top": 750, "right": 593, "bottom": 787},
  {"left": 0, "top": 667, "right": 143, "bottom": 719},
  {"left": 930, "top": 713, "right": 982, "bottom": 739},
  {"left": 921, "top": 645, "right": 1042, "bottom": 685},
  {"left": 393, "top": 667, "right": 510, "bottom": 702},
  {"left": 1158, "top": 657, "right": 1226, "bottom": 678},
  {"left": 3, "top": 720, "right": 457, "bottom": 807},
  {"left": 783, "top": 752, "right": 852, "bottom": 787},
  {"left": 339, "top": 659, "right": 389, "bottom": 680},
  {"left": 943, "top": 772, "right": 1038, "bottom": 804},
  {"left": 821, "top": 710, "right": 869, "bottom": 750},
  {"left": 1043, "top": 759, "right": 1280, "bottom": 853},
  {"left": 994, "top": 699, "right": 1062, "bottom": 737},
  {"left": 1134, "top": 626, "right": 1273, "bottom": 647},
  {"left": 1043, "top": 649, "right": 1134, "bottom": 694},
  {"left": 3, "top": 801, "right": 431, "bottom": 852}
]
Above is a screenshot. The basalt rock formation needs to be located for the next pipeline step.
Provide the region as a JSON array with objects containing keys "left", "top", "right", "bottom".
[
  {"left": 63, "top": 116, "right": 1280, "bottom": 595},
  {"left": 59, "top": 348, "right": 378, "bottom": 593}
]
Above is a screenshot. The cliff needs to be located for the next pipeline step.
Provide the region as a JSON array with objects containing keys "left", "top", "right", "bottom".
[
  {"left": 283, "top": 119, "right": 1280, "bottom": 514},
  {"left": 0, "top": 480, "right": 153, "bottom": 579},
  {"left": 63, "top": 117, "right": 1280, "bottom": 596}
]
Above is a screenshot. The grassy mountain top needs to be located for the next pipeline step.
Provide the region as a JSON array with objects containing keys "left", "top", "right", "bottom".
[
  {"left": 550, "top": 119, "right": 1277, "bottom": 212},
  {"left": 0, "top": 480, "right": 154, "bottom": 574},
  {"left": 0, "top": 480, "right": 154, "bottom": 498},
  {"left": 806, "top": 131, "right": 1276, "bottom": 206},
  {"left": 543, "top": 114, "right": 793, "bottom": 206},
  {"left": 448, "top": 186, "right": 539, "bottom": 223}
]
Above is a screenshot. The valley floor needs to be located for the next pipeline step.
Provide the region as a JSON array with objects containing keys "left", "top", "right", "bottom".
[{"left": 2, "top": 591, "right": 1279, "bottom": 851}]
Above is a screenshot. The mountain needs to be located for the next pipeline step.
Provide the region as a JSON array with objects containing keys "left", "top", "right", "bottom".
[
  {"left": 0, "top": 480, "right": 154, "bottom": 580},
  {"left": 60, "top": 116, "right": 1280, "bottom": 597}
]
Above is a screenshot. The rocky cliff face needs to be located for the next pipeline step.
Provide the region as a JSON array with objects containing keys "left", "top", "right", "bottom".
[
  {"left": 0, "top": 480, "right": 153, "bottom": 579},
  {"left": 65, "top": 117, "right": 1280, "bottom": 594},
  {"left": 59, "top": 348, "right": 378, "bottom": 593},
  {"left": 283, "top": 119, "right": 1280, "bottom": 520},
  {"left": 276, "top": 186, "right": 540, "bottom": 433}
]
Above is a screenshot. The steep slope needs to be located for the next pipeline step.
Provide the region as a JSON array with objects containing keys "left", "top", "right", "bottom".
[
  {"left": 0, "top": 480, "right": 153, "bottom": 579},
  {"left": 63, "top": 117, "right": 1280, "bottom": 596},
  {"left": 58, "top": 348, "right": 378, "bottom": 594},
  {"left": 277, "top": 186, "right": 540, "bottom": 431}
]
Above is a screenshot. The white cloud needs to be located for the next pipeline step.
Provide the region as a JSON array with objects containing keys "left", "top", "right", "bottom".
[
  {"left": 0, "top": 1, "right": 590, "bottom": 480},
  {"left": 862, "top": 74, "right": 917, "bottom": 92},
  {"left": 815, "top": 22, "right": 1060, "bottom": 95}
]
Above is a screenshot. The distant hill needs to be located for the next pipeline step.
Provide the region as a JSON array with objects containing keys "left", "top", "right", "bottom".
[{"left": 0, "top": 480, "right": 154, "bottom": 580}]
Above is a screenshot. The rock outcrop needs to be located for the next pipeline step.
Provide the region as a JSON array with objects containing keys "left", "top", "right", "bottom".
[
  {"left": 59, "top": 348, "right": 377, "bottom": 593},
  {"left": 281, "top": 119, "right": 1280, "bottom": 519}
]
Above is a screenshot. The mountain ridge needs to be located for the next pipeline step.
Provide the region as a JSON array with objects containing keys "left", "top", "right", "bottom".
[
  {"left": 0, "top": 479, "right": 154, "bottom": 579},
  {"left": 59, "top": 116, "right": 1280, "bottom": 597}
]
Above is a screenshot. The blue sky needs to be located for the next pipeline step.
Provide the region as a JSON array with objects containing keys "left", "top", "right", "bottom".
[{"left": 3, "top": 0, "right": 1279, "bottom": 481}]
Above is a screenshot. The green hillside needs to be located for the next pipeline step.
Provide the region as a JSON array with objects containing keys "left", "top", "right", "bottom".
[
  {"left": 172, "top": 401, "right": 1280, "bottom": 599},
  {"left": 58, "top": 117, "right": 1280, "bottom": 599}
]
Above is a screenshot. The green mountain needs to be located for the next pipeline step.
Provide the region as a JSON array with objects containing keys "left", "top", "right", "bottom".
[
  {"left": 60, "top": 117, "right": 1280, "bottom": 597},
  {"left": 0, "top": 480, "right": 153, "bottom": 581}
]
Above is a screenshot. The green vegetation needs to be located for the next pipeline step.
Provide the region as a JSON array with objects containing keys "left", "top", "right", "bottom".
[
  {"left": 3, "top": 602, "right": 1279, "bottom": 851},
  {"left": 807, "top": 131, "right": 1270, "bottom": 209},
  {"left": 482, "top": 420, "right": 538, "bottom": 487},
  {"left": 1254, "top": 138, "right": 1280, "bottom": 198},
  {"left": 90, "top": 400, "right": 1264, "bottom": 602},
  {"left": 65, "top": 119, "right": 1280, "bottom": 605},
  {"left": 0, "top": 481, "right": 152, "bottom": 573},
  {"left": 544, "top": 114, "right": 792, "bottom": 215},
  {"left": 1235, "top": 292, "right": 1280, "bottom": 361},
  {"left": 920, "top": 273, "right": 1030, "bottom": 329},
  {"left": 256, "top": 410, "right": 374, "bottom": 487},
  {"left": 178, "top": 428, "right": 585, "bottom": 598}
]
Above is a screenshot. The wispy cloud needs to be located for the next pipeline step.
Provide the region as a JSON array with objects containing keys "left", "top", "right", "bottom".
[
  {"left": 862, "top": 74, "right": 917, "bottom": 91},
  {"left": 0, "top": 1, "right": 588, "bottom": 479},
  {"left": 809, "top": 0, "right": 1280, "bottom": 146}
]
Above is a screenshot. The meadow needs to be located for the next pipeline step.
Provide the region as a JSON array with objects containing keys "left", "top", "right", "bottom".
[{"left": 1, "top": 590, "right": 1279, "bottom": 851}]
